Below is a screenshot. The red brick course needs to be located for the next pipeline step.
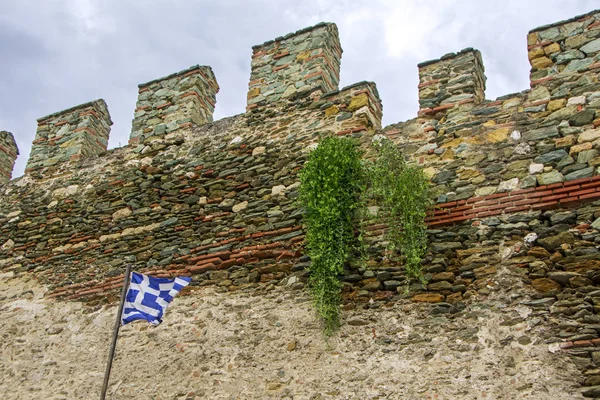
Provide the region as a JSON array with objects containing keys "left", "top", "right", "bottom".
[{"left": 427, "top": 176, "right": 600, "bottom": 227}]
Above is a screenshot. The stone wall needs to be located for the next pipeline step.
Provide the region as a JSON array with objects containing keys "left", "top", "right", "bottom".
[
  {"left": 2, "top": 8, "right": 600, "bottom": 398},
  {"left": 0, "top": 77, "right": 382, "bottom": 301},
  {"left": 129, "top": 65, "right": 219, "bottom": 145},
  {"left": 25, "top": 99, "right": 112, "bottom": 176},
  {"left": 0, "top": 131, "right": 18, "bottom": 184}
]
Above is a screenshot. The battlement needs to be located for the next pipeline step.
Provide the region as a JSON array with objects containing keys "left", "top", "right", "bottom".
[
  {"left": 0, "top": 9, "right": 598, "bottom": 181},
  {"left": 0, "top": 131, "right": 18, "bottom": 184},
  {"left": 527, "top": 9, "right": 600, "bottom": 90}
]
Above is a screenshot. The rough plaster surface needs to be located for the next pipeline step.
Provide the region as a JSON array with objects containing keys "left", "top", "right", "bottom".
[{"left": 0, "top": 271, "right": 583, "bottom": 400}]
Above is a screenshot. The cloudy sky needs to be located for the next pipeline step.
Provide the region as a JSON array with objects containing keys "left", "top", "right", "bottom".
[{"left": 1, "top": 0, "right": 598, "bottom": 178}]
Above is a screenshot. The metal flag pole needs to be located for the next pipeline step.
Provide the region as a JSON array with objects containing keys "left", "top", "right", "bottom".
[{"left": 100, "top": 263, "right": 132, "bottom": 400}]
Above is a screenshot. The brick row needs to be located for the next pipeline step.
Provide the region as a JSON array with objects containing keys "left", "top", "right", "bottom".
[{"left": 427, "top": 176, "right": 600, "bottom": 227}]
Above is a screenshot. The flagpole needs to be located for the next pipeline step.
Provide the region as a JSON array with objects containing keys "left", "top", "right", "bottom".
[{"left": 100, "top": 263, "right": 132, "bottom": 400}]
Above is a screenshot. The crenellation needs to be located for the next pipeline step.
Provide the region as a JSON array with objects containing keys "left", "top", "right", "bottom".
[
  {"left": 129, "top": 65, "right": 219, "bottom": 145},
  {"left": 322, "top": 81, "right": 383, "bottom": 134},
  {"left": 0, "top": 131, "right": 18, "bottom": 184},
  {"left": 25, "top": 99, "right": 112, "bottom": 176}
]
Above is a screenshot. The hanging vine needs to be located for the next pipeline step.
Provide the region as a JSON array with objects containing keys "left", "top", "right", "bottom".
[
  {"left": 298, "top": 136, "right": 364, "bottom": 335},
  {"left": 366, "top": 137, "right": 431, "bottom": 284},
  {"left": 299, "top": 135, "right": 430, "bottom": 335}
]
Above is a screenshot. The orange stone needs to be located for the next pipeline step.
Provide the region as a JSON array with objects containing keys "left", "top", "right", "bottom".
[
  {"left": 411, "top": 293, "right": 444, "bottom": 303},
  {"left": 532, "top": 278, "right": 562, "bottom": 293}
]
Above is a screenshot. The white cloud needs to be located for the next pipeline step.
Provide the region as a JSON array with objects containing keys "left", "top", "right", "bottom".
[
  {"left": 63, "top": 0, "right": 116, "bottom": 41},
  {"left": 381, "top": 0, "right": 457, "bottom": 59}
]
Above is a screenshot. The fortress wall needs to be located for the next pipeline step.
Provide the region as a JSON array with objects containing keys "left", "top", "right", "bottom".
[
  {"left": 0, "top": 131, "right": 18, "bottom": 184},
  {"left": 1, "top": 9, "right": 600, "bottom": 397},
  {"left": 0, "top": 9, "right": 597, "bottom": 308},
  {"left": 0, "top": 76, "right": 381, "bottom": 301}
]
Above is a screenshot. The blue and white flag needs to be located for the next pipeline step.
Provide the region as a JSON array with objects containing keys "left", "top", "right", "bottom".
[{"left": 121, "top": 272, "right": 191, "bottom": 325}]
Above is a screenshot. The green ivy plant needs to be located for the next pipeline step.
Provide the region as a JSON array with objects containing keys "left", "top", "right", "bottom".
[
  {"left": 299, "top": 136, "right": 364, "bottom": 335},
  {"left": 299, "top": 135, "right": 430, "bottom": 335}
]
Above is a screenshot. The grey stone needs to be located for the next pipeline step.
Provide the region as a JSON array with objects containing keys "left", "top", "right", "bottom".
[
  {"left": 523, "top": 298, "right": 556, "bottom": 307},
  {"left": 533, "top": 149, "right": 568, "bottom": 164},
  {"left": 159, "top": 217, "right": 178, "bottom": 227},
  {"left": 550, "top": 211, "right": 576, "bottom": 225},
  {"left": 523, "top": 126, "right": 559, "bottom": 141},
  {"left": 565, "top": 166, "right": 594, "bottom": 181},
  {"left": 556, "top": 155, "right": 575, "bottom": 170},
  {"left": 536, "top": 170, "right": 565, "bottom": 185},
  {"left": 555, "top": 49, "right": 585, "bottom": 64},
  {"left": 432, "top": 169, "right": 456, "bottom": 184},
  {"left": 430, "top": 242, "right": 463, "bottom": 252},
  {"left": 219, "top": 199, "right": 236, "bottom": 210},
  {"left": 538, "top": 27, "right": 560, "bottom": 41},
  {"left": 578, "top": 149, "right": 599, "bottom": 164},
  {"left": 561, "top": 163, "right": 588, "bottom": 175},
  {"left": 564, "top": 58, "right": 594, "bottom": 72},
  {"left": 581, "top": 38, "right": 600, "bottom": 55},
  {"left": 547, "top": 271, "right": 580, "bottom": 286},
  {"left": 520, "top": 176, "right": 537, "bottom": 189},
  {"left": 569, "top": 109, "right": 596, "bottom": 127},
  {"left": 383, "top": 280, "right": 402, "bottom": 290},
  {"left": 537, "top": 232, "right": 575, "bottom": 252}
]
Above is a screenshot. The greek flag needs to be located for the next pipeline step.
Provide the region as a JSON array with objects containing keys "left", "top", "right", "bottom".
[{"left": 121, "top": 272, "right": 191, "bottom": 325}]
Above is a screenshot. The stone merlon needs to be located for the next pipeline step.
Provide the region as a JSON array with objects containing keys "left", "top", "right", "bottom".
[
  {"left": 26, "top": 99, "right": 112, "bottom": 176},
  {"left": 417, "top": 48, "right": 486, "bottom": 116},
  {"left": 130, "top": 65, "right": 220, "bottom": 145},
  {"left": 247, "top": 22, "right": 342, "bottom": 111},
  {"left": 0, "top": 131, "right": 19, "bottom": 184}
]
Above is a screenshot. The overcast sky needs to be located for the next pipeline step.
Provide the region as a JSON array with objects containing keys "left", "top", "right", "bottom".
[{"left": 1, "top": 0, "right": 598, "bottom": 179}]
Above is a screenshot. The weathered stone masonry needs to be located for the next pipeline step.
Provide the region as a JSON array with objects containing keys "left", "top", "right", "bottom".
[{"left": 3, "top": 9, "right": 600, "bottom": 397}]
